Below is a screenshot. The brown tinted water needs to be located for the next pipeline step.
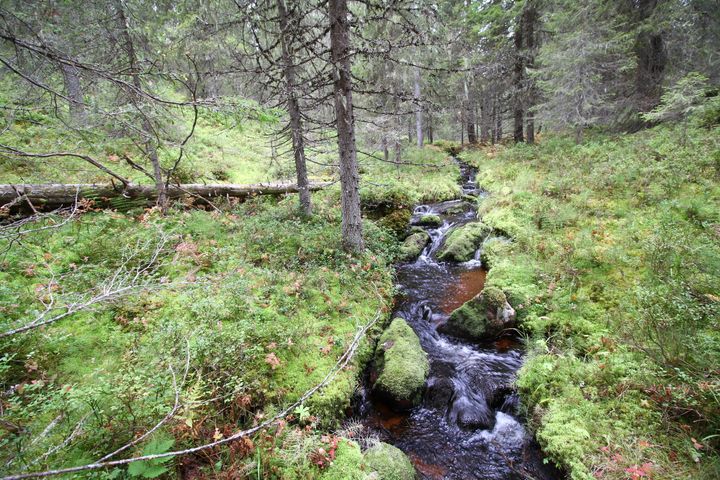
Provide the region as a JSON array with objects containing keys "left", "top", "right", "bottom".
[{"left": 440, "top": 268, "right": 487, "bottom": 314}]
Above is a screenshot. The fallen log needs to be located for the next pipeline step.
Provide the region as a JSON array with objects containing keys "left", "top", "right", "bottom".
[{"left": 0, "top": 181, "right": 333, "bottom": 212}]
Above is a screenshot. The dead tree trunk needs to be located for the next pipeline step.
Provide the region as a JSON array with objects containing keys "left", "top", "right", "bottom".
[
  {"left": 328, "top": 0, "right": 363, "bottom": 253},
  {"left": 277, "top": 0, "right": 312, "bottom": 216},
  {"left": 0, "top": 182, "right": 331, "bottom": 212}
]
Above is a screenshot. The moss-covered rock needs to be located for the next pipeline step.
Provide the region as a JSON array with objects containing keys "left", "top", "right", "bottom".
[
  {"left": 414, "top": 214, "right": 442, "bottom": 227},
  {"left": 438, "top": 286, "right": 516, "bottom": 341},
  {"left": 399, "top": 232, "right": 430, "bottom": 261},
  {"left": 438, "top": 222, "right": 492, "bottom": 262},
  {"left": 378, "top": 208, "right": 412, "bottom": 238},
  {"left": 373, "top": 318, "right": 429, "bottom": 408},
  {"left": 364, "top": 442, "right": 416, "bottom": 480},
  {"left": 444, "top": 202, "right": 473, "bottom": 215}
]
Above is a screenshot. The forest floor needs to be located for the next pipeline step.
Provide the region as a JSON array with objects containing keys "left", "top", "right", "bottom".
[
  {"left": 1, "top": 121, "right": 719, "bottom": 479},
  {"left": 0, "top": 126, "right": 458, "bottom": 478}
]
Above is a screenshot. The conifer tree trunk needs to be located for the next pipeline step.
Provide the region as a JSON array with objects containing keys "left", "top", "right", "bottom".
[
  {"left": 426, "top": 110, "right": 433, "bottom": 144},
  {"left": 513, "top": 8, "right": 525, "bottom": 143},
  {"left": 115, "top": 0, "right": 167, "bottom": 211},
  {"left": 495, "top": 97, "right": 503, "bottom": 143},
  {"left": 464, "top": 80, "right": 477, "bottom": 144},
  {"left": 328, "top": 0, "right": 363, "bottom": 253},
  {"left": 524, "top": 3, "right": 538, "bottom": 144},
  {"left": 60, "top": 64, "right": 86, "bottom": 125},
  {"left": 414, "top": 66, "right": 424, "bottom": 147},
  {"left": 277, "top": 0, "right": 311, "bottom": 216},
  {"left": 634, "top": 0, "right": 666, "bottom": 109},
  {"left": 480, "top": 94, "right": 491, "bottom": 144}
]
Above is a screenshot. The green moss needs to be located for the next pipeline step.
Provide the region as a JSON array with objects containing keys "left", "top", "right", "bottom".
[
  {"left": 399, "top": 232, "right": 430, "bottom": 261},
  {"left": 439, "top": 286, "right": 515, "bottom": 341},
  {"left": 364, "top": 442, "right": 416, "bottom": 480},
  {"left": 438, "top": 222, "right": 493, "bottom": 262},
  {"left": 483, "top": 253, "right": 541, "bottom": 312},
  {"left": 445, "top": 202, "right": 472, "bottom": 215},
  {"left": 378, "top": 208, "right": 412, "bottom": 238},
  {"left": 479, "top": 236, "right": 511, "bottom": 269},
  {"left": 482, "top": 285, "right": 507, "bottom": 310},
  {"left": 321, "top": 440, "right": 366, "bottom": 480},
  {"left": 373, "top": 318, "right": 429, "bottom": 407},
  {"left": 415, "top": 214, "right": 442, "bottom": 227}
]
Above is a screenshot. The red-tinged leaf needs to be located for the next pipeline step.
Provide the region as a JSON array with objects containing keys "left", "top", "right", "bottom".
[{"left": 265, "top": 352, "right": 281, "bottom": 370}]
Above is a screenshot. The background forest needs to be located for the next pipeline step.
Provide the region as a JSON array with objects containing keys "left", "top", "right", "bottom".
[{"left": 1, "top": 1, "right": 719, "bottom": 479}]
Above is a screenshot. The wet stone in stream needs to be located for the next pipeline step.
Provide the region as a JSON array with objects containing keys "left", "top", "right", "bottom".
[{"left": 357, "top": 161, "right": 561, "bottom": 480}]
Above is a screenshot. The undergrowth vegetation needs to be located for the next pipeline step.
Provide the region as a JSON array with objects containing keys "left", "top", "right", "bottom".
[
  {"left": 0, "top": 90, "right": 334, "bottom": 186},
  {"left": 359, "top": 146, "right": 460, "bottom": 209},
  {"left": 463, "top": 123, "right": 720, "bottom": 480},
  {"left": 0, "top": 192, "right": 400, "bottom": 478}
]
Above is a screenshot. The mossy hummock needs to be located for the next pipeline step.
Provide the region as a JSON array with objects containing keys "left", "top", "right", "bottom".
[
  {"left": 437, "top": 222, "right": 493, "bottom": 262},
  {"left": 438, "top": 286, "right": 516, "bottom": 341},
  {"left": 364, "top": 442, "right": 416, "bottom": 480},
  {"left": 373, "top": 318, "right": 429, "bottom": 408},
  {"left": 399, "top": 231, "right": 430, "bottom": 261}
]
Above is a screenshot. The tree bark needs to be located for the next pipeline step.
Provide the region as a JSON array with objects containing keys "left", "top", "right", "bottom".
[
  {"left": 414, "top": 66, "right": 423, "bottom": 147},
  {"left": 513, "top": 10, "right": 525, "bottom": 143},
  {"left": 523, "top": 2, "right": 538, "bottom": 144},
  {"left": 480, "top": 94, "right": 491, "bottom": 144},
  {"left": 426, "top": 110, "right": 433, "bottom": 144},
  {"left": 328, "top": 0, "right": 363, "bottom": 253},
  {"left": 526, "top": 114, "right": 535, "bottom": 144},
  {"left": 495, "top": 97, "right": 503, "bottom": 143},
  {"left": 276, "top": 0, "right": 312, "bottom": 216},
  {"left": 115, "top": 0, "right": 168, "bottom": 211},
  {"left": 60, "top": 63, "right": 86, "bottom": 125},
  {"left": 634, "top": 0, "right": 666, "bottom": 110},
  {"left": 464, "top": 79, "right": 477, "bottom": 144}
]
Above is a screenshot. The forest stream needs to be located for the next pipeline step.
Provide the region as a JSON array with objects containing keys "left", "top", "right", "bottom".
[{"left": 358, "top": 161, "right": 561, "bottom": 480}]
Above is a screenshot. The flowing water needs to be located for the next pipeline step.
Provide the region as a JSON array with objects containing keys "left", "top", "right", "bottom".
[{"left": 357, "top": 162, "right": 561, "bottom": 480}]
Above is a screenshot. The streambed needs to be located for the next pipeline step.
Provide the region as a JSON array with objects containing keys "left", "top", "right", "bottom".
[{"left": 358, "top": 162, "right": 559, "bottom": 480}]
